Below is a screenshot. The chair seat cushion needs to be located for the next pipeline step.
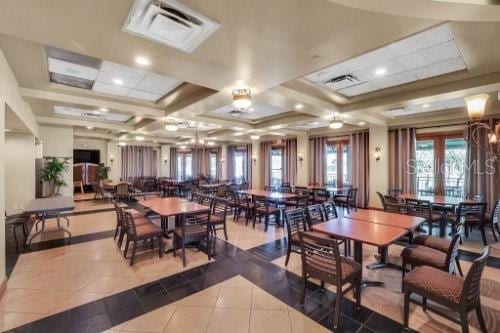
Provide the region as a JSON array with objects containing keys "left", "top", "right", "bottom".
[
  {"left": 210, "top": 215, "right": 226, "bottom": 225},
  {"left": 334, "top": 197, "right": 347, "bottom": 203},
  {"left": 412, "top": 235, "right": 450, "bottom": 253},
  {"left": 400, "top": 245, "right": 447, "bottom": 269},
  {"left": 135, "top": 223, "right": 162, "bottom": 237},
  {"left": 404, "top": 266, "right": 463, "bottom": 305},
  {"left": 307, "top": 255, "right": 361, "bottom": 281},
  {"left": 429, "top": 213, "right": 443, "bottom": 221},
  {"left": 125, "top": 209, "right": 146, "bottom": 219}
]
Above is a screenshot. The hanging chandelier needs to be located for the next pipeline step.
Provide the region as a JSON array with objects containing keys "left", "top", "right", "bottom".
[
  {"left": 329, "top": 115, "right": 344, "bottom": 129},
  {"left": 464, "top": 94, "right": 500, "bottom": 158},
  {"left": 164, "top": 118, "right": 178, "bottom": 132},
  {"left": 232, "top": 88, "right": 252, "bottom": 110},
  {"left": 190, "top": 132, "right": 205, "bottom": 147}
]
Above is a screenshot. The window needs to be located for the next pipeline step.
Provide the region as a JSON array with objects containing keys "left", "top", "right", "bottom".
[
  {"left": 270, "top": 148, "right": 283, "bottom": 188},
  {"left": 209, "top": 152, "right": 217, "bottom": 179},
  {"left": 415, "top": 133, "right": 466, "bottom": 196},
  {"left": 177, "top": 152, "right": 193, "bottom": 180},
  {"left": 325, "top": 141, "right": 349, "bottom": 187},
  {"left": 233, "top": 150, "right": 246, "bottom": 182}
]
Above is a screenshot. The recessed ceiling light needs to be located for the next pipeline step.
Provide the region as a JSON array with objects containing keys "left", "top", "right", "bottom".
[
  {"left": 180, "top": 145, "right": 187, "bottom": 149},
  {"left": 135, "top": 56, "right": 151, "bottom": 66},
  {"left": 207, "top": 141, "right": 215, "bottom": 146},
  {"left": 135, "top": 136, "right": 144, "bottom": 141},
  {"left": 153, "top": 140, "right": 157, "bottom": 143},
  {"left": 250, "top": 135, "right": 260, "bottom": 140},
  {"left": 312, "top": 122, "right": 319, "bottom": 126},
  {"left": 248, "top": 107, "right": 255, "bottom": 112},
  {"left": 358, "top": 121, "right": 366, "bottom": 126},
  {"left": 113, "top": 78, "right": 124, "bottom": 86},
  {"left": 295, "top": 103, "right": 304, "bottom": 110},
  {"left": 4, "top": 129, "right": 11, "bottom": 132},
  {"left": 375, "top": 68, "right": 387, "bottom": 76},
  {"left": 86, "top": 126, "right": 94, "bottom": 130},
  {"left": 118, "top": 142, "right": 127, "bottom": 146},
  {"left": 422, "top": 104, "right": 430, "bottom": 108},
  {"left": 99, "top": 107, "right": 109, "bottom": 112},
  {"left": 92, "top": 110, "right": 100, "bottom": 115}
]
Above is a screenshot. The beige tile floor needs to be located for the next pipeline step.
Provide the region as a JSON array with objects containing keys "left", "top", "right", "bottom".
[
  {"left": 222, "top": 216, "right": 287, "bottom": 250},
  {"left": 273, "top": 244, "right": 500, "bottom": 333},
  {"left": 104, "top": 275, "right": 330, "bottom": 333},
  {"left": 1, "top": 238, "right": 210, "bottom": 331}
]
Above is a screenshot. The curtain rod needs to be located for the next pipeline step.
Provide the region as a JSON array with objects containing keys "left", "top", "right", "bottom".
[{"left": 389, "top": 122, "right": 467, "bottom": 131}]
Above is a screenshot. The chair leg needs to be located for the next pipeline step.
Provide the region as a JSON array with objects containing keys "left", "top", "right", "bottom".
[
  {"left": 285, "top": 240, "right": 292, "bottom": 266},
  {"left": 460, "top": 310, "right": 470, "bottom": 333},
  {"left": 124, "top": 240, "right": 129, "bottom": 258},
  {"left": 401, "top": 260, "right": 406, "bottom": 293},
  {"left": 355, "top": 275, "right": 361, "bottom": 309},
  {"left": 403, "top": 290, "right": 410, "bottom": 330},
  {"left": 158, "top": 236, "right": 163, "bottom": 258},
  {"left": 475, "top": 304, "right": 488, "bottom": 333},
  {"left": 172, "top": 234, "right": 177, "bottom": 257},
  {"left": 264, "top": 215, "right": 269, "bottom": 232},
  {"left": 480, "top": 226, "right": 488, "bottom": 246},
  {"left": 332, "top": 292, "right": 342, "bottom": 329},
  {"left": 130, "top": 241, "right": 137, "bottom": 266},
  {"left": 300, "top": 276, "right": 307, "bottom": 305},
  {"left": 491, "top": 224, "right": 498, "bottom": 242},
  {"left": 455, "top": 257, "right": 464, "bottom": 277},
  {"left": 114, "top": 225, "right": 119, "bottom": 240},
  {"left": 422, "top": 297, "right": 427, "bottom": 312},
  {"left": 181, "top": 238, "right": 187, "bottom": 267},
  {"left": 223, "top": 222, "right": 228, "bottom": 240}
]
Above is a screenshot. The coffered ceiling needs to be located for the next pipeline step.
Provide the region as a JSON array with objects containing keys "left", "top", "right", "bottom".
[{"left": 0, "top": 0, "right": 500, "bottom": 145}]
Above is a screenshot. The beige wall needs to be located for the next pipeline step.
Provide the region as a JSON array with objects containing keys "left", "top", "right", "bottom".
[
  {"left": 74, "top": 137, "right": 107, "bottom": 163},
  {"left": 0, "top": 103, "right": 6, "bottom": 281},
  {"left": 5, "top": 133, "right": 35, "bottom": 214},
  {"left": 296, "top": 134, "right": 309, "bottom": 186},
  {"left": 39, "top": 125, "right": 74, "bottom": 197},
  {"left": 160, "top": 145, "right": 170, "bottom": 178},
  {"left": 251, "top": 141, "right": 260, "bottom": 189},
  {"left": 106, "top": 142, "right": 121, "bottom": 182},
  {"left": 368, "top": 126, "right": 389, "bottom": 208}
]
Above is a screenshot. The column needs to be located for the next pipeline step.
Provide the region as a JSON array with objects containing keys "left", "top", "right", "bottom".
[
  {"left": 296, "top": 134, "right": 309, "bottom": 186},
  {"left": 160, "top": 144, "right": 170, "bottom": 177},
  {"left": 107, "top": 142, "right": 121, "bottom": 182},
  {"left": 251, "top": 140, "right": 260, "bottom": 189},
  {"left": 368, "top": 125, "right": 389, "bottom": 208}
]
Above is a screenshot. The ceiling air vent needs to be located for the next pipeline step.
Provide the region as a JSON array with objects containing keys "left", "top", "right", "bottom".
[
  {"left": 386, "top": 107, "right": 409, "bottom": 117},
  {"left": 323, "top": 74, "right": 358, "bottom": 85},
  {"left": 229, "top": 109, "right": 245, "bottom": 117},
  {"left": 123, "top": 0, "right": 220, "bottom": 53}
]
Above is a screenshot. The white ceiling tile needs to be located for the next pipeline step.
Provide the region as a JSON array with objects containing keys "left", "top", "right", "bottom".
[
  {"left": 99, "top": 61, "right": 148, "bottom": 79},
  {"left": 208, "top": 102, "right": 286, "bottom": 120},
  {"left": 398, "top": 40, "right": 461, "bottom": 70},
  {"left": 92, "top": 82, "right": 131, "bottom": 96},
  {"left": 371, "top": 71, "right": 417, "bottom": 89},
  {"left": 135, "top": 73, "right": 182, "bottom": 95},
  {"left": 353, "top": 58, "right": 407, "bottom": 82},
  {"left": 127, "top": 90, "right": 162, "bottom": 101},
  {"left": 411, "top": 57, "right": 466, "bottom": 80},
  {"left": 48, "top": 58, "right": 98, "bottom": 81},
  {"left": 95, "top": 70, "right": 146, "bottom": 89},
  {"left": 387, "top": 24, "right": 453, "bottom": 57},
  {"left": 341, "top": 47, "right": 394, "bottom": 72},
  {"left": 304, "top": 64, "right": 348, "bottom": 84},
  {"left": 337, "top": 82, "right": 377, "bottom": 97}
]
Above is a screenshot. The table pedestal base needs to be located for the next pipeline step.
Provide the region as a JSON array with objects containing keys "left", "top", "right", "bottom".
[
  {"left": 353, "top": 241, "right": 385, "bottom": 288},
  {"left": 366, "top": 247, "right": 402, "bottom": 271}
]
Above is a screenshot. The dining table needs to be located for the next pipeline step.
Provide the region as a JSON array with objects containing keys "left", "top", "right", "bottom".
[
  {"left": 237, "top": 189, "right": 298, "bottom": 200},
  {"left": 344, "top": 209, "right": 425, "bottom": 269},
  {"left": 399, "top": 193, "right": 474, "bottom": 207},
  {"left": 312, "top": 216, "right": 409, "bottom": 288}
]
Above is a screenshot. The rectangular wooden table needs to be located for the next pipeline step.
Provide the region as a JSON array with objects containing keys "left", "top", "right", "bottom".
[
  {"left": 312, "top": 217, "right": 408, "bottom": 287},
  {"left": 399, "top": 194, "right": 474, "bottom": 207},
  {"left": 237, "top": 189, "right": 298, "bottom": 200},
  {"left": 137, "top": 197, "right": 187, "bottom": 209},
  {"left": 24, "top": 196, "right": 75, "bottom": 245},
  {"left": 343, "top": 209, "right": 425, "bottom": 269}
]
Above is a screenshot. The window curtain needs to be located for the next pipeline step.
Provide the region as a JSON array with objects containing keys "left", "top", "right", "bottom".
[
  {"left": 193, "top": 147, "right": 210, "bottom": 176},
  {"left": 284, "top": 138, "right": 297, "bottom": 186},
  {"left": 121, "top": 146, "right": 158, "bottom": 180},
  {"left": 227, "top": 145, "right": 235, "bottom": 180},
  {"left": 245, "top": 144, "right": 253, "bottom": 187},
  {"left": 349, "top": 132, "right": 369, "bottom": 208},
  {"left": 260, "top": 141, "right": 273, "bottom": 188},
  {"left": 215, "top": 147, "right": 223, "bottom": 180},
  {"left": 308, "top": 137, "right": 327, "bottom": 186},
  {"left": 389, "top": 128, "right": 416, "bottom": 194},
  {"left": 465, "top": 119, "right": 499, "bottom": 206},
  {"left": 169, "top": 147, "right": 178, "bottom": 179}
]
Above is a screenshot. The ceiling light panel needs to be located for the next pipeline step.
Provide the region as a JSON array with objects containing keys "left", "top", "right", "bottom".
[
  {"left": 136, "top": 73, "right": 182, "bottom": 95},
  {"left": 386, "top": 97, "right": 465, "bottom": 117},
  {"left": 304, "top": 24, "right": 466, "bottom": 97},
  {"left": 54, "top": 106, "right": 131, "bottom": 122},
  {"left": 209, "top": 102, "right": 286, "bottom": 120},
  {"left": 48, "top": 58, "right": 99, "bottom": 81}
]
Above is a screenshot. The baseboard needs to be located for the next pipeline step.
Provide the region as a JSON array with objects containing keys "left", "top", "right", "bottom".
[{"left": 0, "top": 276, "right": 7, "bottom": 299}]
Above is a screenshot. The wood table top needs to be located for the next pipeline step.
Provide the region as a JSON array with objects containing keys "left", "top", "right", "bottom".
[
  {"left": 399, "top": 194, "right": 474, "bottom": 206},
  {"left": 306, "top": 186, "right": 348, "bottom": 193},
  {"left": 24, "top": 196, "right": 75, "bottom": 214},
  {"left": 144, "top": 201, "right": 210, "bottom": 217},
  {"left": 312, "top": 217, "right": 408, "bottom": 247},
  {"left": 137, "top": 197, "right": 188, "bottom": 209},
  {"left": 344, "top": 209, "right": 425, "bottom": 231},
  {"left": 237, "top": 189, "right": 298, "bottom": 199},
  {"left": 199, "top": 183, "right": 228, "bottom": 188}
]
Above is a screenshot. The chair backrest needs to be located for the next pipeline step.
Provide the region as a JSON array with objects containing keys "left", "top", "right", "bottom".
[
  {"left": 306, "top": 204, "right": 325, "bottom": 227},
  {"left": 388, "top": 188, "right": 402, "bottom": 197},
  {"left": 313, "top": 188, "right": 328, "bottom": 200},
  {"left": 461, "top": 246, "right": 490, "bottom": 305},
  {"left": 198, "top": 194, "right": 214, "bottom": 207},
  {"left": 116, "top": 183, "right": 129, "bottom": 196},
  {"left": 123, "top": 210, "right": 138, "bottom": 238},
  {"left": 445, "top": 223, "right": 464, "bottom": 270},
  {"left": 212, "top": 197, "right": 228, "bottom": 218},
  {"left": 405, "top": 198, "right": 432, "bottom": 218},
  {"left": 347, "top": 188, "right": 358, "bottom": 205},
  {"left": 237, "top": 192, "right": 251, "bottom": 207},
  {"left": 298, "top": 231, "right": 342, "bottom": 285},
  {"left": 491, "top": 199, "right": 500, "bottom": 225},
  {"left": 465, "top": 193, "right": 486, "bottom": 203},
  {"left": 322, "top": 202, "right": 338, "bottom": 219},
  {"left": 182, "top": 209, "right": 211, "bottom": 234},
  {"left": 456, "top": 202, "right": 487, "bottom": 225},
  {"left": 376, "top": 192, "right": 385, "bottom": 206},
  {"left": 284, "top": 208, "right": 308, "bottom": 238},
  {"left": 383, "top": 202, "right": 408, "bottom": 214}
]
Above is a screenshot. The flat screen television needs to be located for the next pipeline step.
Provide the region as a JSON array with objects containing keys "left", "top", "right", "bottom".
[{"left": 73, "top": 149, "right": 100, "bottom": 164}]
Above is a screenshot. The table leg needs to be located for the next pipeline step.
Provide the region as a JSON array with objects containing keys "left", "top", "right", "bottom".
[
  {"left": 28, "top": 214, "right": 46, "bottom": 245},
  {"left": 366, "top": 246, "right": 402, "bottom": 270},
  {"left": 353, "top": 241, "right": 385, "bottom": 288},
  {"left": 55, "top": 213, "right": 72, "bottom": 237}
]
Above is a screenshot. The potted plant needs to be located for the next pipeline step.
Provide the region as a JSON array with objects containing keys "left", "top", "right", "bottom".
[
  {"left": 97, "top": 163, "right": 111, "bottom": 183},
  {"left": 41, "top": 157, "right": 69, "bottom": 196}
]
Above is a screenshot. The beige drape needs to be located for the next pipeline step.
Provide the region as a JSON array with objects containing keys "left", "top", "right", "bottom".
[
  {"left": 389, "top": 128, "right": 416, "bottom": 194},
  {"left": 284, "top": 138, "right": 297, "bottom": 186},
  {"left": 121, "top": 146, "right": 157, "bottom": 180},
  {"left": 169, "top": 147, "right": 178, "bottom": 179},
  {"left": 226, "top": 145, "right": 235, "bottom": 180},
  {"left": 215, "top": 147, "right": 223, "bottom": 180},
  {"left": 227, "top": 144, "right": 252, "bottom": 186},
  {"left": 193, "top": 147, "right": 210, "bottom": 176},
  {"left": 260, "top": 141, "right": 273, "bottom": 188},
  {"left": 465, "top": 119, "right": 499, "bottom": 206},
  {"left": 245, "top": 144, "right": 253, "bottom": 187},
  {"left": 349, "top": 132, "right": 369, "bottom": 208},
  {"left": 309, "top": 137, "right": 327, "bottom": 186}
]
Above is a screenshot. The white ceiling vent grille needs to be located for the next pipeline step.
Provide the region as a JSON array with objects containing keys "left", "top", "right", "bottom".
[{"left": 123, "top": 0, "right": 220, "bottom": 53}]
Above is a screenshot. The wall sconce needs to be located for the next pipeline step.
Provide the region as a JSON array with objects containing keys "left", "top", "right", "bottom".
[
  {"left": 220, "top": 155, "right": 226, "bottom": 163},
  {"left": 252, "top": 154, "right": 258, "bottom": 164},
  {"left": 109, "top": 156, "right": 114, "bottom": 166},
  {"left": 297, "top": 153, "right": 304, "bottom": 167},
  {"left": 374, "top": 147, "right": 382, "bottom": 162},
  {"left": 163, "top": 157, "right": 168, "bottom": 165}
]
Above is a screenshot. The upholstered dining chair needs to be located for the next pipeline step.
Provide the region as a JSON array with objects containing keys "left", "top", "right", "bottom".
[
  {"left": 173, "top": 209, "right": 212, "bottom": 267},
  {"left": 210, "top": 197, "right": 229, "bottom": 240},
  {"left": 122, "top": 211, "right": 163, "bottom": 266},
  {"left": 322, "top": 202, "right": 338, "bottom": 220},
  {"left": 333, "top": 188, "right": 357, "bottom": 213},
  {"left": 298, "top": 231, "right": 362, "bottom": 330},
  {"left": 253, "top": 196, "right": 280, "bottom": 231},
  {"left": 487, "top": 199, "right": 500, "bottom": 241},
  {"left": 448, "top": 202, "right": 488, "bottom": 245},
  {"left": 403, "top": 246, "right": 490, "bottom": 333},
  {"left": 405, "top": 198, "right": 442, "bottom": 236}
]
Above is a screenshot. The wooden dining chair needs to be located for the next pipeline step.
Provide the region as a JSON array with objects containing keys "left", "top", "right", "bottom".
[
  {"left": 236, "top": 192, "right": 254, "bottom": 224},
  {"left": 405, "top": 198, "right": 442, "bottom": 236},
  {"left": 122, "top": 211, "right": 163, "bottom": 266},
  {"left": 298, "top": 231, "right": 362, "bottom": 330},
  {"left": 284, "top": 208, "right": 309, "bottom": 266},
  {"left": 448, "top": 202, "right": 488, "bottom": 245},
  {"left": 334, "top": 188, "right": 358, "bottom": 213},
  {"left": 5, "top": 212, "right": 29, "bottom": 251},
  {"left": 305, "top": 204, "right": 325, "bottom": 227},
  {"left": 210, "top": 197, "right": 229, "bottom": 240},
  {"left": 253, "top": 196, "right": 280, "bottom": 231},
  {"left": 322, "top": 202, "right": 338, "bottom": 219},
  {"left": 403, "top": 246, "right": 490, "bottom": 333},
  {"left": 312, "top": 188, "right": 328, "bottom": 204},
  {"left": 173, "top": 209, "right": 212, "bottom": 267},
  {"left": 487, "top": 199, "right": 500, "bottom": 241},
  {"left": 116, "top": 183, "right": 131, "bottom": 203}
]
